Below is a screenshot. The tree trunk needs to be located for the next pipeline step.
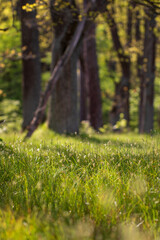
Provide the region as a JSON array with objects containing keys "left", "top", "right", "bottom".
[
  {"left": 84, "top": 21, "right": 103, "bottom": 130},
  {"left": 20, "top": 0, "right": 41, "bottom": 130},
  {"left": 139, "top": 9, "right": 156, "bottom": 133},
  {"left": 80, "top": 45, "right": 89, "bottom": 122},
  {"left": 48, "top": 42, "right": 79, "bottom": 134},
  {"left": 110, "top": 73, "right": 130, "bottom": 126},
  {"left": 48, "top": 0, "right": 79, "bottom": 134},
  {"left": 126, "top": 0, "right": 133, "bottom": 47},
  {"left": 135, "top": 9, "right": 142, "bottom": 79},
  {"left": 106, "top": 7, "right": 131, "bottom": 126}
]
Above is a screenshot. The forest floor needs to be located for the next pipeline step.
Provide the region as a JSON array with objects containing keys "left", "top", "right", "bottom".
[{"left": 0, "top": 125, "right": 160, "bottom": 239}]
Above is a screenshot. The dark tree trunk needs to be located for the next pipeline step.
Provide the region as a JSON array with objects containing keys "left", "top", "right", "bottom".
[
  {"left": 48, "top": 0, "right": 79, "bottom": 134},
  {"left": 139, "top": 9, "right": 156, "bottom": 133},
  {"left": 80, "top": 46, "right": 89, "bottom": 122},
  {"left": 48, "top": 43, "right": 79, "bottom": 134},
  {"left": 20, "top": 0, "right": 41, "bottom": 130},
  {"left": 135, "top": 9, "right": 143, "bottom": 80},
  {"left": 106, "top": 7, "right": 131, "bottom": 126},
  {"left": 83, "top": 21, "right": 103, "bottom": 130},
  {"left": 126, "top": 1, "right": 133, "bottom": 47}
]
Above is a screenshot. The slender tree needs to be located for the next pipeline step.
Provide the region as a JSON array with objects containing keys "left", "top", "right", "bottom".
[
  {"left": 79, "top": 0, "right": 103, "bottom": 130},
  {"left": 135, "top": 9, "right": 142, "bottom": 79},
  {"left": 105, "top": 2, "right": 132, "bottom": 126},
  {"left": 139, "top": 8, "right": 157, "bottom": 133},
  {"left": 20, "top": 0, "right": 41, "bottom": 130},
  {"left": 84, "top": 20, "right": 103, "bottom": 130},
  {"left": 80, "top": 43, "right": 89, "bottom": 122}
]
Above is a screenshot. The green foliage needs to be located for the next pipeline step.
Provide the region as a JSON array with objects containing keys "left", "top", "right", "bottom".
[
  {"left": 0, "top": 99, "right": 21, "bottom": 133},
  {"left": 0, "top": 60, "right": 22, "bottom": 101},
  {"left": 0, "top": 16, "right": 22, "bottom": 102},
  {"left": 130, "top": 88, "right": 139, "bottom": 130},
  {"left": 79, "top": 120, "right": 95, "bottom": 136},
  {"left": 96, "top": 23, "right": 116, "bottom": 123},
  {"left": 113, "top": 113, "right": 127, "bottom": 131},
  {"left": 0, "top": 127, "right": 160, "bottom": 239}
]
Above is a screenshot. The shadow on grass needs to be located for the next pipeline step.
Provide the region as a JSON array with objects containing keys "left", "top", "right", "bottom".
[{"left": 71, "top": 133, "right": 146, "bottom": 150}]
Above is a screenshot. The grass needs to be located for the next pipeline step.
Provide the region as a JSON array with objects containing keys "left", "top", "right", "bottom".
[{"left": 0, "top": 125, "right": 160, "bottom": 239}]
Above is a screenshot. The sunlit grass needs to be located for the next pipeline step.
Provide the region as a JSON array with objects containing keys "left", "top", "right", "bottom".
[{"left": 0, "top": 126, "right": 160, "bottom": 239}]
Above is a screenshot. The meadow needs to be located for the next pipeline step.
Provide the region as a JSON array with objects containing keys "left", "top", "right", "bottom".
[{"left": 0, "top": 125, "right": 160, "bottom": 239}]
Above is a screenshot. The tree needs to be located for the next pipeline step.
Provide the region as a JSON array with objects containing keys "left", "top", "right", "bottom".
[
  {"left": 79, "top": 0, "right": 103, "bottom": 130},
  {"left": 48, "top": 0, "right": 106, "bottom": 133},
  {"left": 135, "top": 8, "right": 142, "bottom": 80},
  {"left": 47, "top": 0, "right": 80, "bottom": 134},
  {"left": 105, "top": 3, "right": 132, "bottom": 127},
  {"left": 83, "top": 20, "right": 103, "bottom": 130},
  {"left": 25, "top": 0, "right": 107, "bottom": 138},
  {"left": 139, "top": 8, "right": 157, "bottom": 133},
  {"left": 79, "top": 42, "right": 89, "bottom": 122},
  {"left": 20, "top": 0, "right": 41, "bottom": 131}
]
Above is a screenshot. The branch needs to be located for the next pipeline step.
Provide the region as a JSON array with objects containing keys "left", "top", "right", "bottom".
[
  {"left": 0, "top": 28, "right": 9, "bottom": 32},
  {"left": 133, "top": 0, "right": 160, "bottom": 14}
]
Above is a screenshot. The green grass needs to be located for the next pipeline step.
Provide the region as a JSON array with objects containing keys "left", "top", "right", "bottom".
[{"left": 0, "top": 126, "right": 160, "bottom": 239}]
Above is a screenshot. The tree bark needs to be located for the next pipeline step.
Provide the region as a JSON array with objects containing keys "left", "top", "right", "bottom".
[
  {"left": 20, "top": 0, "right": 41, "bottom": 130},
  {"left": 79, "top": 45, "right": 89, "bottom": 122},
  {"left": 135, "top": 9, "right": 142, "bottom": 79},
  {"left": 139, "top": 9, "right": 156, "bottom": 133},
  {"left": 47, "top": 0, "right": 79, "bottom": 134},
  {"left": 127, "top": 1, "right": 133, "bottom": 47},
  {"left": 48, "top": 42, "right": 79, "bottom": 134},
  {"left": 84, "top": 21, "right": 103, "bottom": 130}
]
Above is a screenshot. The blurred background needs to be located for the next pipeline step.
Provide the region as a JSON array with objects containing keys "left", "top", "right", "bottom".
[{"left": 0, "top": 0, "right": 160, "bottom": 135}]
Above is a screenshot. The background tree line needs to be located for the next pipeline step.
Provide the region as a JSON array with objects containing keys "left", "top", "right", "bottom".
[{"left": 0, "top": 0, "right": 160, "bottom": 136}]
